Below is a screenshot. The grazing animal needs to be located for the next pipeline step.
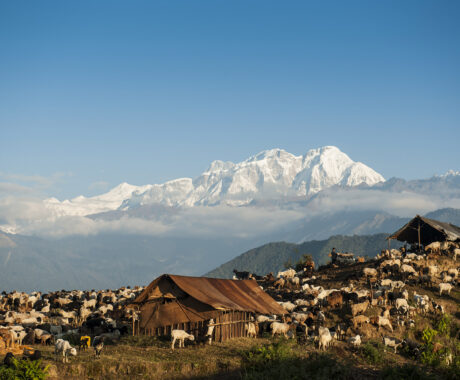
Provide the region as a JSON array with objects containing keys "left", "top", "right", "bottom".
[
  {"left": 0, "top": 329, "right": 14, "bottom": 348},
  {"left": 352, "top": 315, "right": 370, "bottom": 329},
  {"left": 245, "top": 322, "right": 257, "bottom": 338},
  {"left": 439, "top": 283, "right": 453, "bottom": 296},
  {"left": 171, "top": 330, "right": 195, "bottom": 350},
  {"left": 351, "top": 300, "right": 369, "bottom": 317},
  {"left": 270, "top": 322, "right": 292, "bottom": 338},
  {"left": 425, "top": 242, "right": 441, "bottom": 254},
  {"left": 348, "top": 334, "right": 361, "bottom": 347},
  {"left": 318, "top": 327, "right": 332, "bottom": 351},
  {"left": 363, "top": 268, "right": 378, "bottom": 278},
  {"left": 55, "top": 339, "right": 77, "bottom": 363},
  {"left": 326, "top": 292, "right": 343, "bottom": 309},
  {"left": 372, "top": 316, "right": 393, "bottom": 332},
  {"left": 93, "top": 336, "right": 105, "bottom": 358},
  {"left": 382, "top": 336, "right": 402, "bottom": 353}
]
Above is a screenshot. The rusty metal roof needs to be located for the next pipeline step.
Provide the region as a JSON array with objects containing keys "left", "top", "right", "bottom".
[
  {"left": 132, "top": 274, "right": 286, "bottom": 315},
  {"left": 388, "top": 215, "right": 460, "bottom": 245}
]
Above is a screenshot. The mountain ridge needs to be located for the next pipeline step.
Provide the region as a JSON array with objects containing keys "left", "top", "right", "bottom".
[{"left": 42, "top": 146, "right": 384, "bottom": 218}]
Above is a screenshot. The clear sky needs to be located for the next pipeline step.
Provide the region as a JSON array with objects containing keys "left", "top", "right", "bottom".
[{"left": 1, "top": 1, "right": 459, "bottom": 199}]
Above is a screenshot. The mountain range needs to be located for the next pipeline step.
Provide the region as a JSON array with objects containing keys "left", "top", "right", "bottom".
[
  {"left": 1, "top": 146, "right": 459, "bottom": 291},
  {"left": 41, "top": 146, "right": 384, "bottom": 218}
]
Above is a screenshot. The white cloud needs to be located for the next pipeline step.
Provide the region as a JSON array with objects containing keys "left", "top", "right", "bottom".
[{"left": 1, "top": 185, "right": 460, "bottom": 239}]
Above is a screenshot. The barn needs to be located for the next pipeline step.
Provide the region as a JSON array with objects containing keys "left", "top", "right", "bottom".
[{"left": 129, "top": 274, "right": 286, "bottom": 342}]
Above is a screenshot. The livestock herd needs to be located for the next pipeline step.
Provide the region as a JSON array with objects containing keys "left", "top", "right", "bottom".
[
  {"left": 0, "top": 240, "right": 458, "bottom": 371},
  {"left": 232, "top": 241, "right": 459, "bottom": 364},
  {"left": 0, "top": 286, "right": 144, "bottom": 362}
]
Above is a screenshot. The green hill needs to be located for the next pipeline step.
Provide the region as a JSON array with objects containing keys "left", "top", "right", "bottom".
[{"left": 206, "top": 233, "right": 390, "bottom": 278}]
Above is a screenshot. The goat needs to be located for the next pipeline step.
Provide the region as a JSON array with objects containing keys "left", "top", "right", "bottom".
[
  {"left": 55, "top": 339, "right": 77, "bottom": 363},
  {"left": 171, "top": 329, "right": 195, "bottom": 350}
]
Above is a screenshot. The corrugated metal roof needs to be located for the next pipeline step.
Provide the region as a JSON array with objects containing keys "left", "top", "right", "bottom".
[
  {"left": 133, "top": 274, "right": 286, "bottom": 315},
  {"left": 388, "top": 215, "right": 460, "bottom": 245}
]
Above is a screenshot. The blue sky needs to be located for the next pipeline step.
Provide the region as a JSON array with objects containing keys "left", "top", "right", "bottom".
[{"left": 1, "top": 1, "right": 459, "bottom": 199}]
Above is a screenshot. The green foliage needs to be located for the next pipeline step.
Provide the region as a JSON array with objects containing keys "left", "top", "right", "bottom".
[
  {"left": 241, "top": 341, "right": 351, "bottom": 380},
  {"left": 359, "top": 341, "right": 384, "bottom": 364},
  {"left": 421, "top": 328, "right": 437, "bottom": 346},
  {"left": 379, "top": 364, "right": 435, "bottom": 380},
  {"left": 436, "top": 314, "right": 451, "bottom": 337},
  {"left": 0, "top": 358, "right": 49, "bottom": 380}
]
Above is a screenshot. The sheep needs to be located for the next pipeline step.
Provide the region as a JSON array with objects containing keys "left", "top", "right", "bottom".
[
  {"left": 0, "top": 329, "right": 15, "bottom": 348},
  {"left": 382, "top": 336, "right": 402, "bottom": 353},
  {"left": 294, "top": 299, "right": 310, "bottom": 307},
  {"left": 245, "top": 322, "right": 257, "bottom": 338},
  {"left": 278, "top": 301, "right": 296, "bottom": 312},
  {"left": 363, "top": 268, "right": 378, "bottom": 278},
  {"left": 289, "top": 277, "right": 300, "bottom": 287},
  {"left": 400, "top": 264, "right": 416, "bottom": 275},
  {"left": 39, "top": 334, "right": 54, "bottom": 345},
  {"left": 83, "top": 299, "right": 97, "bottom": 309},
  {"left": 55, "top": 339, "right": 77, "bottom": 363},
  {"left": 93, "top": 336, "right": 105, "bottom": 358},
  {"left": 171, "top": 329, "right": 195, "bottom": 350},
  {"left": 318, "top": 327, "right": 332, "bottom": 351},
  {"left": 256, "top": 315, "right": 275, "bottom": 323},
  {"left": 351, "top": 300, "right": 369, "bottom": 317},
  {"left": 425, "top": 242, "right": 441, "bottom": 253},
  {"left": 348, "top": 334, "right": 361, "bottom": 347},
  {"left": 439, "top": 283, "right": 453, "bottom": 296},
  {"left": 453, "top": 248, "right": 460, "bottom": 260},
  {"left": 442, "top": 274, "right": 454, "bottom": 283},
  {"left": 277, "top": 268, "right": 296, "bottom": 279},
  {"left": 371, "top": 316, "right": 393, "bottom": 332},
  {"left": 352, "top": 315, "right": 370, "bottom": 329},
  {"left": 395, "top": 298, "right": 409, "bottom": 312},
  {"left": 427, "top": 265, "right": 439, "bottom": 276},
  {"left": 326, "top": 292, "right": 343, "bottom": 309},
  {"left": 291, "top": 312, "right": 308, "bottom": 325},
  {"left": 270, "top": 322, "right": 292, "bottom": 338},
  {"left": 206, "top": 318, "right": 215, "bottom": 344}
]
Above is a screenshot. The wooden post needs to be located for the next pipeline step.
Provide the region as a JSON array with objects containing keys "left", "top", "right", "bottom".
[
  {"left": 418, "top": 220, "right": 421, "bottom": 251},
  {"left": 132, "top": 310, "right": 135, "bottom": 336}
]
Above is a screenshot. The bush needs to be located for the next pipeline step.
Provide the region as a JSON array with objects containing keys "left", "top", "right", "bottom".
[
  {"left": 379, "top": 364, "right": 435, "bottom": 380},
  {"left": 241, "top": 341, "right": 351, "bottom": 380},
  {"left": 0, "top": 358, "right": 49, "bottom": 380},
  {"left": 360, "top": 341, "right": 384, "bottom": 364},
  {"left": 436, "top": 314, "right": 451, "bottom": 337}
]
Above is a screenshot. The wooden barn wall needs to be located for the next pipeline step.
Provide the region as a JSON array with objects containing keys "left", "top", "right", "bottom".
[{"left": 134, "top": 306, "right": 253, "bottom": 342}]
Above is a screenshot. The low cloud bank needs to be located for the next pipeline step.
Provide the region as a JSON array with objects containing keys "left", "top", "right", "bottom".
[{"left": 1, "top": 187, "right": 460, "bottom": 239}]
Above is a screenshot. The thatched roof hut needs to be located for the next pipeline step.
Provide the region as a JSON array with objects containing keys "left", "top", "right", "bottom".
[{"left": 130, "top": 274, "right": 286, "bottom": 341}]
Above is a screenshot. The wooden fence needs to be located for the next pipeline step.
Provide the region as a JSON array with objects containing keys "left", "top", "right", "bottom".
[{"left": 133, "top": 310, "right": 253, "bottom": 342}]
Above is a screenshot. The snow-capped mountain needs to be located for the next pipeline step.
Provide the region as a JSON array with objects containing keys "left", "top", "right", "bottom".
[{"left": 44, "top": 146, "right": 384, "bottom": 216}]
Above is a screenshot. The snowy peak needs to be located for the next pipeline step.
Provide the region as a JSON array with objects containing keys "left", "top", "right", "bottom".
[{"left": 44, "top": 146, "right": 385, "bottom": 215}]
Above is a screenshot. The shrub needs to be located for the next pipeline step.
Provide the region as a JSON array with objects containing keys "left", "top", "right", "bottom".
[
  {"left": 0, "top": 358, "right": 49, "bottom": 380},
  {"left": 241, "top": 341, "right": 351, "bottom": 380},
  {"left": 379, "top": 364, "right": 435, "bottom": 380},
  {"left": 436, "top": 314, "right": 451, "bottom": 337},
  {"left": 360, "top": 341, "right": 384, "bottom": 364}
]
